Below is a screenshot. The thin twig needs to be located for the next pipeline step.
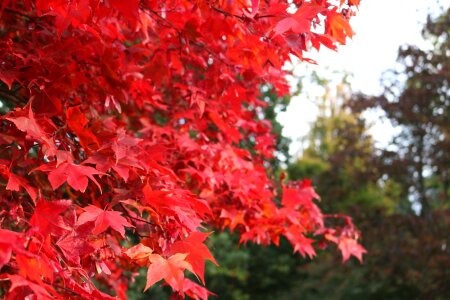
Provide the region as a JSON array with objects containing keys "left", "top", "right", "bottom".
[
  {"left": 210, "top": 5, "right": 245, "bottom": 20},
  {"left": 119, "top": 202, "right": 156, "bottom": 226}
]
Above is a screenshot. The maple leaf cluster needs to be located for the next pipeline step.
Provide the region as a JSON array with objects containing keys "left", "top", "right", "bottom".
[{"left": 0, "top": 0, "right": 365, "bottom": 299}]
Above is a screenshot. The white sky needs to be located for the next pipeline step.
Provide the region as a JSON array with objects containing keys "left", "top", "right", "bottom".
[{"left": 279, "top": 0, "right": 450, "bottom": 156}]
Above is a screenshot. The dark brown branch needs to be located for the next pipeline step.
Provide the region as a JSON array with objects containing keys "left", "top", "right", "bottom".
[
  {"left": 210, "top": 5, "right": 245, "bottom": 20},
  {"left": 119, "top": 202, "right": 156, "bottom": 226},
  {"left": 127, "top": 214, "right": 157, "bottom": 226},
  {"left": 255, "top": 14, "right": 276, "bottom": 19}
]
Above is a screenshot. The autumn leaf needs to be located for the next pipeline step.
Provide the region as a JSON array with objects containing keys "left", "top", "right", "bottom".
[
  {"left": 0, "top": 0, "right": 364, "bottom": 297},
  {"left": 56, "top": 230, "right": 95, "bottom": 264},
  {"left": 208, "top": 111, "right": 241, "bottom": 143},
  {"left": 125, "top": 243, "right": 154, "bottom": 266},
  {"left": 66, "top": 106, "right": 99, "bottom": 150},
  {"left": 310, "top": 32, "right": 338, "bottom": 51},
  {"left": 6, "top": 172, "right": 37, "bottom": 201},
  {"left": 145, "top": 253, "right": 194, "bottom": 292},
  {"left": 282, "top": 180, "right": 320, "bottom": 209},
  {"left": 338, "top": 237, "right": 367, "bottom": 263},
  {"left": 0, "top": 246, "right": 12, "bottom": 271},
  {"left": 273, "top": 4, "right": 325, "bottom": 36},
  {"left": 0, "top": 229, "right": 21, "bottom": 270},
  {"left": 169, "top": 232, "right": 218, "bottom": 283},
  {"left": 30, "top": 199, "right": 72, "bottom": 237},
  {"left": 349, "top": 0, "right": 361, "bottom": 7},
  {"left": 76, "top": 205, "right": 134, "bottom": 237},
  {"left": 0, "top": 67, "right": 17, "bottom": 90},
  {"left": 220, "top": 209, "right": 247, "bottom": 231},
  {"left": 283, "top": 226, "right": 316, "bottom": 259},
  {"left": 32, "top": 161, "right": 102, "bottom": 193},
  {"left": 16, "top": 253, "right": 54, "bottom": 284},
  {"left": 7, "top": 274, "right": 57, "bottom": 300},
  {"left": 183, "top": 278, "right": 216, "bottom": 300},
  {"left": 325, "top": 8, "right": 354, "bottom": 44},
  {"left": 3, "top": 104, "right": 57, "bottom": 156}
]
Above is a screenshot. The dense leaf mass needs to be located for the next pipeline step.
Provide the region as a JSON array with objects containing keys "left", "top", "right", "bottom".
[{"left": 0, "top": 0, "right": 364, "bottom": 298}]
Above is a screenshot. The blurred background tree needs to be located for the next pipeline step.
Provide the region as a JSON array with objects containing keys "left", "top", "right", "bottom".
[
  {"left": 287, "top": 72, "right": 392, "bottom": 213},
  {"left": 284, "top": 6, "right": 450, "bottom": 300}
]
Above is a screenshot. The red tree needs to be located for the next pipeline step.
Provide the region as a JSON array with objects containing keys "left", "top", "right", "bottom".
[{"left": 0, "top": 1, "right": 365, "bottom": 299}]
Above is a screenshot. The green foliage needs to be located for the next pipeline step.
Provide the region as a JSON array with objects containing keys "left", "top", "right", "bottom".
[
  {"left": 259, "top": 84, "right": 292, "bottom": 170},
  {"left": 205, "top": 232, "right": 251, "bottom": 300},
  {"left": 127, "top": 268, "right": 173, "bottom": 300},
  {"left": 205, "top": 231, "right": 312, "bottom": 300},
  {"left": 282, "top": 209, "right": 450, "bottom": 300}
]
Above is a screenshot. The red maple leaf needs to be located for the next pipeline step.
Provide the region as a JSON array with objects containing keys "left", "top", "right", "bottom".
[
  {"left": 30, "top": 199, "right": 72, "bottom": 237},
  {"left": 125, "top": 243, "right": 154, "bottom": 266},
  {"left": 5, "top": 172, "right": 37, "bottom": 201},
  {"left": 0, "top": 229, "right": 21, "bottom": 270},
  {"left": 208, "top": 111, "right": 241, "bottom": 143},
  {"left": 0, "top": 0, "right": 364, "bottom": 297},
  {"left": 32, "top": 161, "right": 102, "bottom": 193},
  {"left": 6, "top": 274, "right": 57, "bottom": 300},
  {"left": 3, "top": 104, "right": 57, "bottom": 156},
  {"left": 76, "top": 205, "right": 134, "bottom": 237},
  {"left": 348, "top": 0, "right": 361, "bottom": 7},
  {"left": 16, "top": 253, "right": 54, "bottom": 284},
  {"left": 145, "top": 253, "right": 194, "bottom": 292},
  {"left": 168, "top": 232, "right": 218, "bottom": 283},
  {"left": 283, "top": 225, "right": 316, "bottom": 259},
  {"left": 338, "top": 237, "right": 367, "bottom": 263},
  {"left": 273, "top": 4, "right": 325, "bottom": 36},
  {"left": 56, "top": 230, "right": 95, "bottom": 264},
  {"left": 66, "top": 106, "right": 99, "bottom": 150},
  {"left": 325, "top": 8, "right": 354, "bottom": 44},
  {"left": 183, "top": 278, "right": 216, "bottom": 300}
]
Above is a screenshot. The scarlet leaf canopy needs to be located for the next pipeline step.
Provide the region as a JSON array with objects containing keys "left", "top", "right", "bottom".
[{"left": 0, "top": 0, "right": 365, "bottom": 299}]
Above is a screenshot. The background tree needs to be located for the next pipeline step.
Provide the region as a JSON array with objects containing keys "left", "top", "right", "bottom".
[
  {"left": 351, "top": 6, "right": 450, "bottom": 216},
  {"left": 282, "top": 6, "right": 450, "bottom": 300},
  {"left": 288, "top": 72, "right": 391, "bottom": 213}
]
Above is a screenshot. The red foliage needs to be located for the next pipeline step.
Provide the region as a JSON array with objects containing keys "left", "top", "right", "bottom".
[{"left": 0, "top": 1, "right": 365, "bottom": 298}]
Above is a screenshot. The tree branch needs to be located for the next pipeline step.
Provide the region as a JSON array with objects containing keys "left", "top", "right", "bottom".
[{"left": 210, "top": 5, "right": 245, "bottom": 20}]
